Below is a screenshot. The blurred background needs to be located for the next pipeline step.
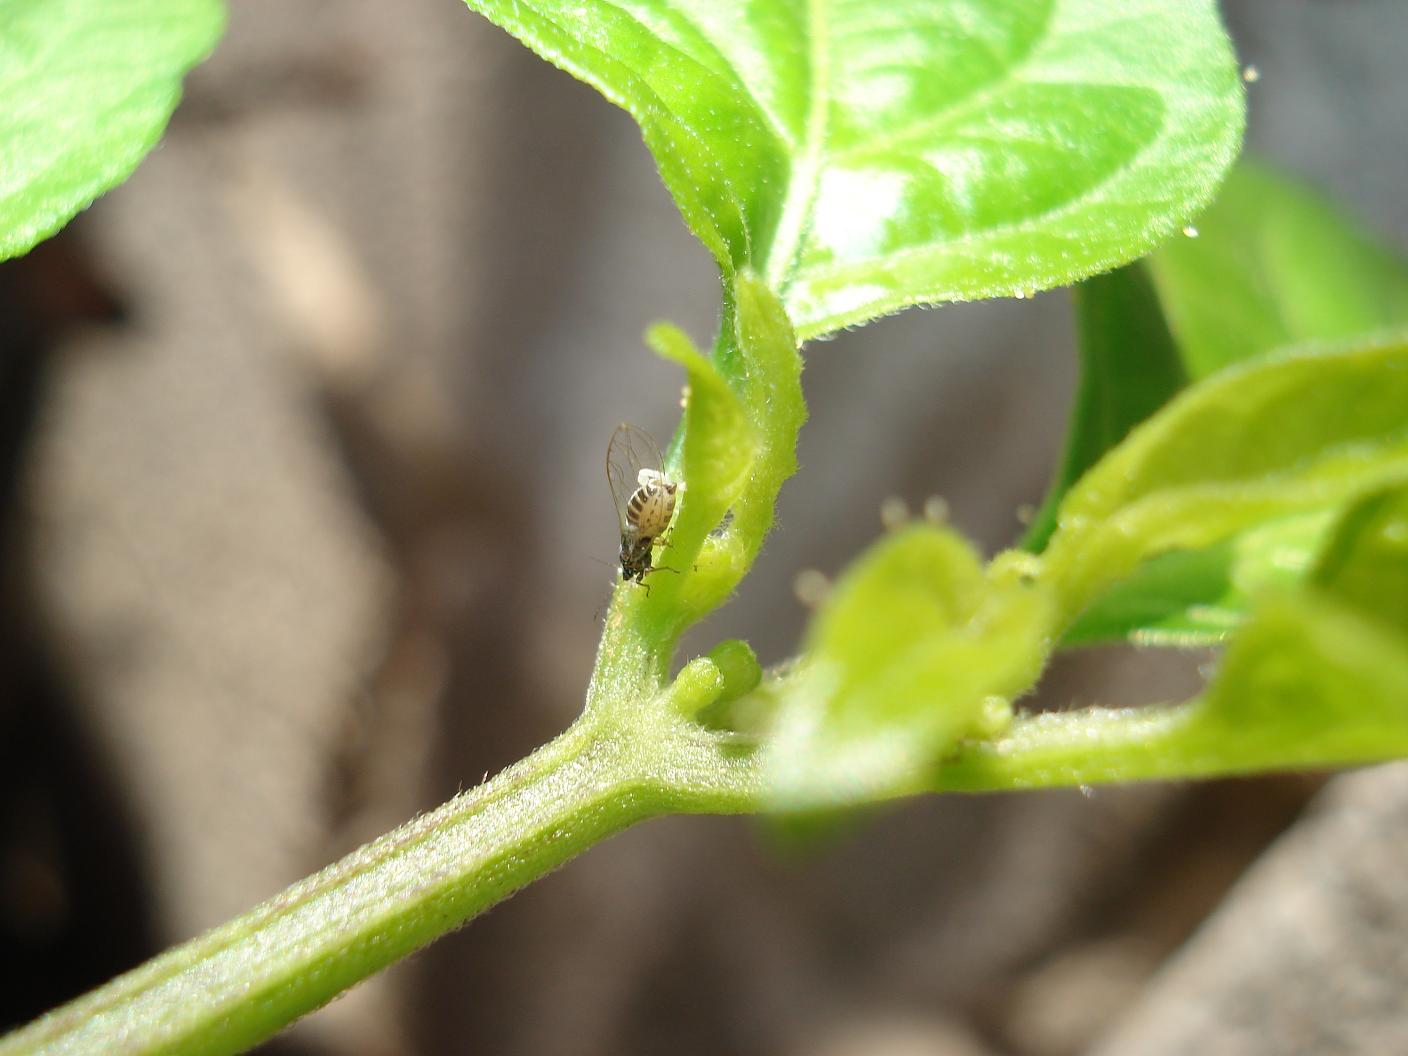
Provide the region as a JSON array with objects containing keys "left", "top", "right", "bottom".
[{"left": 2, "top": 2, "right": 1407, "bottom": 1054}]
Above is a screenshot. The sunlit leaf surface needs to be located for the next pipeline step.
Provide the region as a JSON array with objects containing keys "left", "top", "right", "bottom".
[{"left": 460, "top": 0, "right": 1244, "bottom": 338}]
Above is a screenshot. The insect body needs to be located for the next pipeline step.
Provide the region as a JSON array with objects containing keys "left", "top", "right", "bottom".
[{"left": 607, "top": 423, "right": 680, "bottom": 584}]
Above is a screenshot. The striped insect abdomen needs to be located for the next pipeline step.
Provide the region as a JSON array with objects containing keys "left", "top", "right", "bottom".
[{"left": 626, "top": 474, "right": 677, "bottom": 539}]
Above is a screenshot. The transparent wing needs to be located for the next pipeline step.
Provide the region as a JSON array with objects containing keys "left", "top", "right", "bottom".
[{"left": 606, "top": 422, "right": 662, "bottom": 533}]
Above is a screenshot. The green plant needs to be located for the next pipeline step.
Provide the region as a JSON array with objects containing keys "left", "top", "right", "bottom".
[
  {"left": 4, "top": 2, "right": 1408, "bottom": 1054},
  {"left": 0, "top": 0, "right": 223, "bottom": 263}
]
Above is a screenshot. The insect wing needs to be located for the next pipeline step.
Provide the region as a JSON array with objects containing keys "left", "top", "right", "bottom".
[{"left": 606, "top": 422, "right": 664, "bottom": 533}]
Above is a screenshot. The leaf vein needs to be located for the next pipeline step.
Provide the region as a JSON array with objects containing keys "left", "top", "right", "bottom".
[{"left": 763, "top": 0, "right": 828, "bottom": 291}]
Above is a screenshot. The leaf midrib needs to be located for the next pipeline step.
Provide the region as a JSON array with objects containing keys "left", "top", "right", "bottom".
[
  {"left": 761, "top": 1, "right": 1064, "bottom": 300},
  {"left": 762, "top": 0, "right": 828, "bottom": 294}
]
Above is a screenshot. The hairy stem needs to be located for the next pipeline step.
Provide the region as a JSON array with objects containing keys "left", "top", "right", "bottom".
[
  {"left": 0, "top": 714, "right": 750, "bottom": 1056},
  {"left": 929, "top": 701, "right": 1408, "bottom": 792}
]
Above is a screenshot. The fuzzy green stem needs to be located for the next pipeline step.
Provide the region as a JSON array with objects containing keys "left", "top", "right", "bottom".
[
  {"left": 929, "top": 702, "right": 1408, "bottom": 792},
  {"left": 1, "top": 713, "right": 758, "bottom": 1056}
]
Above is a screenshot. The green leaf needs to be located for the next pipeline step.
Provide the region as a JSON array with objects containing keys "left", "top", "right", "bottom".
[
  {"left": 459, "top": 0, "right": 1245, "bottom": 339},
  {"left": 721, "top": 271, "right": 807, "bottom": 552},
  {"left": 1041, "top": 335, "right": 1408, "bottom": 635},
  {"left": 1184, "top": 591, "right": 1408, "bottom": 770},
  {"left": 1045, "top": 164, "right": 1408, "bottom": 645},
  {"left": 937, "top": 596, "right": 1408, "bottom": 789},
  {"left": 1063, "top": 511, "right": 1333, "bottom": 647},
  {"left": 766, "top": 525, "right": 1050, "bottom": 808},
  {"left": 937, "top": 486, "right": 1408, "bottom": 791},
  {"left": 0, "top": 0, "right": 225, "bottom": 261},
  {"left": 1135, "top": 485, "right": 1408, "bottom": 770},
  {"left": 646, "top": 273, "right": 803, "bottom": 625},
  {"left": 649, "top": 319, "right": 756, "bottom": 558},
  {"left": 596, "top": 271, "right": 802, "bottom": 676},
  {"left": 632, "top": 319, "right": 755, "bottom": 650},
  {"left": 1311, "top": 484, "right": 1408, "bottom": 637},
  {"left": 1024, "top": 264, "right": 1187, "bottom": 552},
  {"left": 1148, "top": 160, "right": 1408, "bottom": 379}
]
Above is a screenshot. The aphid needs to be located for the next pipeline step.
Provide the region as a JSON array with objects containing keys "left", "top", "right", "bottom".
[{"left": 606, "top": 422, "right": 680, "bottom": 584}]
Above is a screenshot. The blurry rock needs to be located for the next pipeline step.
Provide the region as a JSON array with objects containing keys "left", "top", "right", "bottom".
[
  {"left": 799, "top": 1011, "right": 993, "bottom": 1056},
  {"left": 23, "top": 5, "right": 410, "bottom": 1050},
  {"left": 1092, "top": 764, "right": 1408, "bottom": 1055},
  {"left": 1003, "top": 939, "right": 1157, "bottom": 1056}
]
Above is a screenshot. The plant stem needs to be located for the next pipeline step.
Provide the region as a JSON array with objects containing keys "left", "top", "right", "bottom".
[
  {"left": 3, "top": 514, "right": 768, "bottom": 1056},
  {"left": 929, "top": 702, "right": 1408, "bottom": 792},
  {"left": 930, "top": 706, "right": 1200, "bottom": 791},
  {"left": 1, "top": 713, "right": 754, "bottom": 1056}
]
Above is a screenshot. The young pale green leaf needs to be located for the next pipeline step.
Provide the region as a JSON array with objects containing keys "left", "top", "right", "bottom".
[
  {"left": 1148, "top": 160, "right": 1408, "bottom": 379},
  {"left": 668, "top": 273, "right": 802, "bottom": 620},
  {"left": 1024, "top": 264, "right": 1187, "bottom": 552},
  {"left": 1041, "top": 336, "right": 1408, "bottom": 634},
  {"left": 611, "top": 272, "right": 802, "bottom": 653},
  {"left": 766, "top": 525, "right": 1051, "bottom": 808},
  {"left": 1179, "top": 593, "right": 1408, "bottom": 771},
  {"left": 722, "top": 271, "right": 807, "bottom": 551},
  {"left": 634, "top": 320, "right": 756, "bottom": 642},
  {"left": 459, "top": 0, "right": 1244, "bottom": 340},
  {"left": 1144, "top": 484, "right": 1408, "bottom": 766},
  {"left": 0, "top": 0, "right": 225, "bottom": 261}
]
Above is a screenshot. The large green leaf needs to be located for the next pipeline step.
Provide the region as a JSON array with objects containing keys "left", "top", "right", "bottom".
[
  {"left": 1041, "top": 335, "right": 1408, "bottom": 635},
  {"left": 1148, "top": 160, "right": 1408, "bottom": 379},
  {"left": 0, "top": 0, "right": 225, "bottom": 261},
  {"left": 460, "top": 0, "right": 1244, "bottom": 339},
  {"left": 765, "top": 525, "right": 1050, "bottom": 807}
]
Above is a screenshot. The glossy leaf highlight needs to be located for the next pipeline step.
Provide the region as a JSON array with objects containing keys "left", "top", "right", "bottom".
[{"left": 459, "top": 0, "right": 1244, "bottom": 339}]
